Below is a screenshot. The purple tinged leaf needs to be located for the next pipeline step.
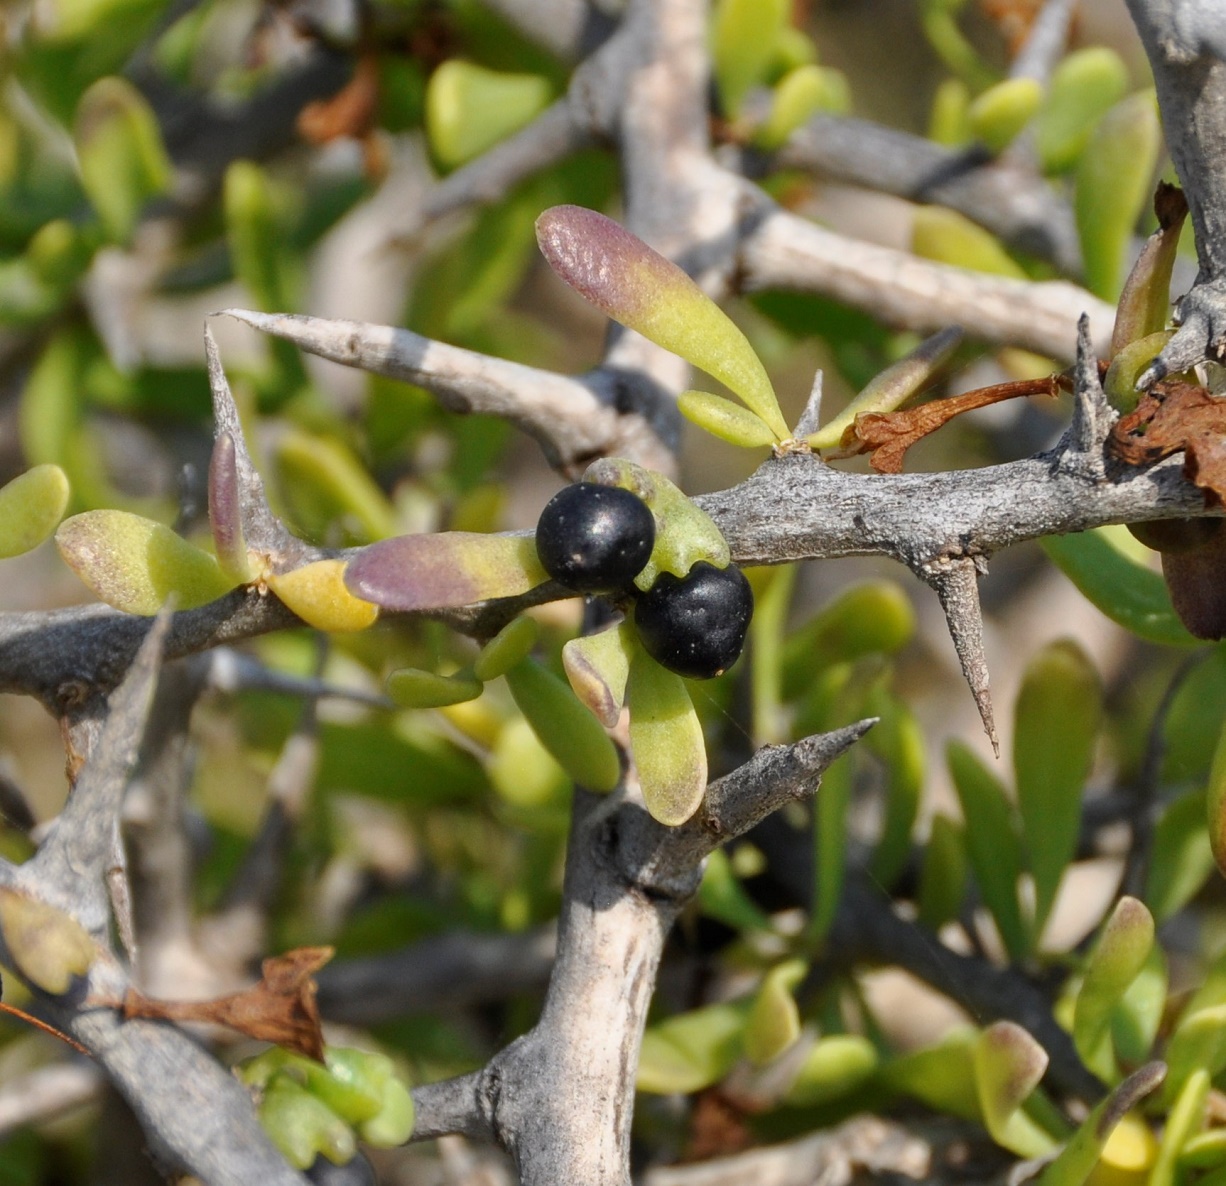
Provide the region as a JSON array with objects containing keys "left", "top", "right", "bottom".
[
  {"left": 536, "top": 206, "right": 789, "bottom": 440},
  {"left": 345, "top": 533, "right": 548, "bottom": 612},
  {"left": 973, "top": 1022, "right": 1056, "bottom": 1158},
  {"left": 209, "top": 431, "right": 254, "bottom": 582}
]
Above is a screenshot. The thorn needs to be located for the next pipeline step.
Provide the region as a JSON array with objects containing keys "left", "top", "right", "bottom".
[
  {"left": 924, "top": 556, "right": 998, "bottom": 755},
  {"left": 793, "top": 370, "right": 824, "bottom": 439},
  {"left": 1065, "top": 314, "right": 1112, "bottom": 466}
]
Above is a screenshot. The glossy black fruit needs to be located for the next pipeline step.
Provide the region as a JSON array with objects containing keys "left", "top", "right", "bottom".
[
  {"left": 634, "top": 561, "right": 753, "bottom": 679},
  {"left": 535, "top": 483, "right": 655, "bottom": 593}
]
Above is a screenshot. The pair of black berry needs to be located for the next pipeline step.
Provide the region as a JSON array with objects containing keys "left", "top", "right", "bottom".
[{"left": 535, "top": 483, "right": 753, "bottom": 680}]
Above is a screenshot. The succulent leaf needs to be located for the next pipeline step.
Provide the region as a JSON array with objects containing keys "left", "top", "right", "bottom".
[
  {"left": 1014, "top": 639, "right": 1102, "bottom": 938},
  {"left": 711, "top": 0, "right": 789, "bottom": 117},
  {"left": 474, "top": 616, "right": 540, "bottom": 682},
  {"left": 626, "top": 648, "right": 707, "bottom": 826},
  {"left": 637, "top": 1001, "right": 750, "bottom": 1094},
  {"left": 1034, "top": 48, "right": 1130, "bottom": 174},
  {"left": 56, "top": 510, "right": 239, "bottom": 614},
  {"left": 74, "top": 76, "right": 170, "bottom": 243},
  {"left": 0, "top": 464, "right": 70, "bottom": 558},
  {"left": 743, "top": 959, "right": 805, "bottom": 1066},
  {"left": 387, "top": 668, "right": 483, "bottom": 709},
  {"left": 973, "top": 1022, "right": 1057, "bottom": 1158},
  {"left": 753, "top": 65, "right": 850, "bottom": 150},
  {"left": 426, "top": 61, "right": 552, "bottom": 170},
  {"left": 505, "top": 659, "right": 621, "bottom": 792},
  {"left": 259, "top": 1076, "right": 356, "bottom": 1170},
  {"left": 0, "top": 889, "right": 94, "bottom": 995},
  {"left": 1073, "top": 897, "right": 1155, "bottom": 1080},
  {"left": 1075, "top": 91, "right": 1161, "bottom": 301},
  {"left": 782, "top": 1036, "right": 878, "bottom": 1107},
  {"left": 677, "top": 390, "right": 778, "bottom": 448},
  {"left": 968, "top": 77, "right": 1043, "bottom": 154},
  {"left": 911, "top": 208, "right": 1027, "bottom": 279},
  {"left": 345, "top": 533, "right": 548, "bottom": 612},
  {"left": 536, "top": 206, "right": 788, "bottom": 440},
  {"left": 562, "top": 620, "right": 633, "bottom": 728},
  {"left": 208, "top": 432, "right": 255, "bottom": 582},
  {"left": 266, "top": 561, "right": 379, "bottom": 633}
]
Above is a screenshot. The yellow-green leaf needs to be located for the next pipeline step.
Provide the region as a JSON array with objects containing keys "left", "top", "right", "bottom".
[
  {"left": 563, "top": 620, "right": 633, "bottom": 728},
  {"left": 474, "top": 616, "right": 540, "bottom": 682},
  {"left": 912, "top": 207, "right": 1027, "bottom": 279},
  {"left": 627, "top": 648, "right": 707, "bottom": 826},
  {"left": 782, "top": 1035, "right": 878, "bottom": 1107},
  {"left": 267, "top": 560, "right": 379, "bottom": 633},
  {"left": 743, "top": 959, "right": 805, "bottom": 1066},
  {"left": 0, "top": 465, "right": 70, "bottom": 558},
  {"left": 56, "top": 510, "right": 238, "bottom": 614},
  {"left": 968, "top": 77, "right": 1043, "bottom": 154},
  {"left": 1035, "top": 48, "right": 1130, "bottom": 175},
  {"left": 677, "top": 390, "right": 778, "bottom": 449},
  {"left": 0, "top": 889, "right": 94, "bottom": 995},
  {"left": 974, "top": 1022, "right": 1057, "bottom": 1158},
  {"left": 387, "top": 668, "right": 483, "bottom": 709}
]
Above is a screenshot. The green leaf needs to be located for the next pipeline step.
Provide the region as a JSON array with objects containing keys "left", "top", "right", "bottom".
[
  {"left": 1163, "top": 1005, "right": 1226, "bottom": 1107},
  {"left": 474, "top": 616, "right": 540, "bottom": 682},
  {"left": 387, "top": 668, "right": 484, "bottom": 709},
  {"left": 266, "top": 561, "right": 379, "bottom": 633},
  {"left": 345, "top": 533, "right": 549, "bottom": 612},
  {"left": 808, "top": 327, "right": 963, "bottom": 449},
  {"left": 712, "top": 0, "right": 789, "bottom": 117},
  {"left": 258, "top": 1076, "right": 356, "bottom": 1171},
  {"left": 743, "top": 959, "right": 805, "bottom": 1066},
  {"left": 637, "top": 1001, "right": 750, "bottom": 1094},
  {"left": 276, "top": 431, "right": 398, "bottom": 545},
  {"left": 782, "top": 1035, "right": 878, "bottom": 1107},
  {"left": 677, "top": 390, "right": 777, "bottom": 448},
  {"left": 74, "top": 77, "right": 170, "bottom": 243},
  {"left": 426, "top": 62, "right": 553, "bottom": 171},
  {"left": 1072, "top": 897, "right": 1154, "bottom": 1081},
  {"left": 626, "top": 648, "right": 707, "bottom": 826},
  {"left": 1112, "top": 944, "right": 1167, "bottom": 1065},
  {"left": 968, "top": 78, "right": 1043, "bottom": 154},
  {"left": 753, "top": 65, "right": 850, "bottom": 150},
  {"left": 1111, "top": 188, "right": 1187, "bottom": 358},
  {"left": 782, "top": 580, "right": 915, "bottom": 699},
  {"left": 911, "top": 207, "right": 1027, "bottom": 279},
  {"left": 974, "top": 1022, "right": 1058, "bottom": 1158},
  {"left": 1145, "top": 787, "right": 1215, "bottom": 924},
  {"left": 488, "top": 717, "right": 569, "bottom": 813},
  {"left": 505, "top": 658, "right": 621, "bottom": 793},
  {"left": 698, "top": 849, "right": 773, "bottom": 933},
  {"left": 811, "top": 749, "right": 852, "bottom": 941},
  {"left": 880, "top": 1028, "right": 981, "bottom": 1121},
  {"left": 865, "top": 693, "right": 925, "bottom": 888},
  {"left": 1208, "top": 718, "right": 1226, "bottom": 882},
  {"left": 919, "top": 0, "right": 997, "bottom": 92},
  {"left": 1104, "top": 332, "right": 1175, "bottom": 412},
  {"left": 537, "top": 207, "right": 788, "bottom": 440},
  {"left": 0, "top": 465, "right": 70, "bottom": 558},
  {"left": 929, "top": 78, "right": 972, "bottom": 146},
  {"left": 1151, "top": 1069, "right": 1211, "bottom": 1186},
  {"left": 1075, "top": 91, "right": 1161, "bottom": 301},
  {"left": 562, "top": 620, "right": 633, "bottom": 728},
  {"left": 1036, "top": 1063, "right": 1165, "bottom": 1186},
  {"left": 749, "top": 565, "right": 795, "bottom": 746},
  {"left": 56, "top": 510, "right": 239, "bottom": 614},
  {"left": 583, "top": 458, "right": 731, "bottom": 592},
  {"left": 917, "top": 813, "right": 967, "bottom": 932},
  {"left": 224, "top": 160, "right": 300, "bottom": 322},
  {"left": 358, "top": 1076, "right": 415, "bottom": 1146},
  {"left": 1014, "top": 639, "right": 1102, "bottom": 937},
  {"left": 947, "top": 740, "right": 1028, "bottom": 962},
  {"left": 1034, "top": 48, "right": 1129, "bottom": 174},
  {"left": 1041, "top": 530, "right": 1198, "bottom": 647}
]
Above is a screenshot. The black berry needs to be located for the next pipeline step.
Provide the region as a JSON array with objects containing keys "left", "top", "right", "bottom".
[
  {"left": 634, "top": 561, "right": 753, "bottom": 679},
  {"left": 535, "top": 483, "right": 656, "bottom": 593}
]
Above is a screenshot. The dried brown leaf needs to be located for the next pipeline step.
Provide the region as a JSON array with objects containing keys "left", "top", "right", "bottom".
[
  {"left": 838, "top": 376, "right": 1063, "bottom": 473},
  {"left": 119, "top": 946, "right": 333, "bottom": 1062},
  {"left": 1108, "top": 380, "right": 1226, "bottom": 506}
]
